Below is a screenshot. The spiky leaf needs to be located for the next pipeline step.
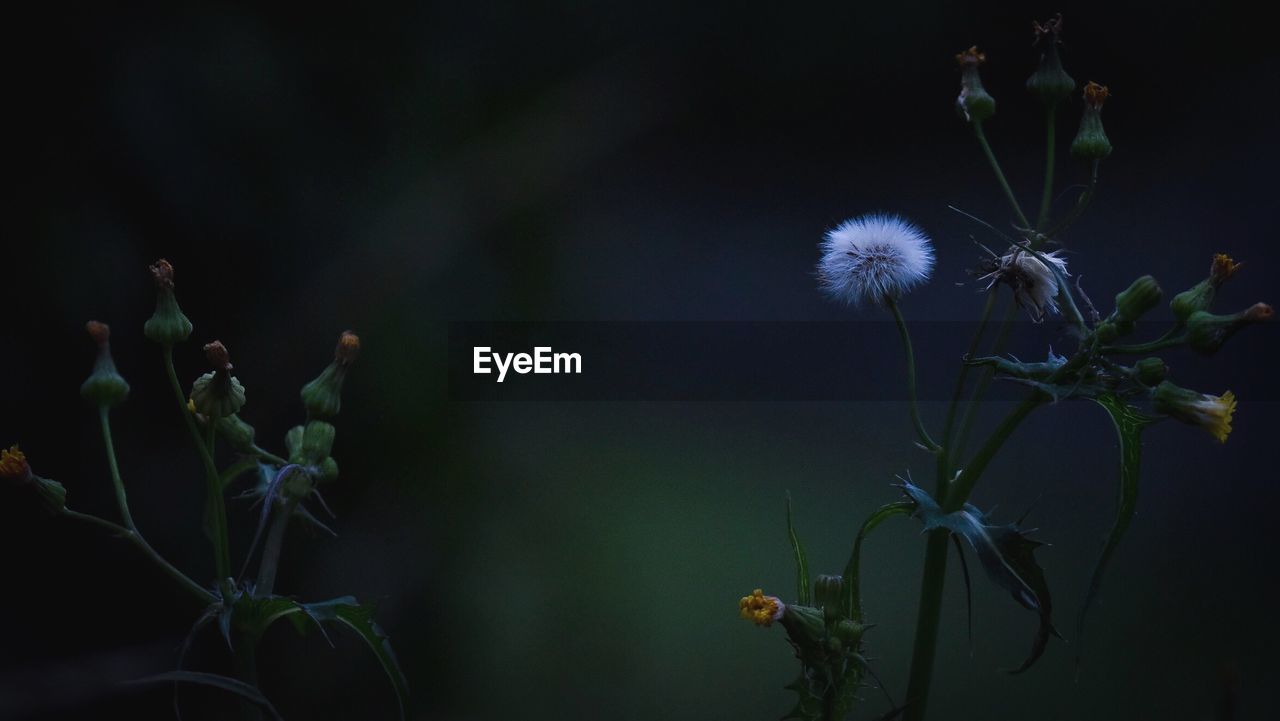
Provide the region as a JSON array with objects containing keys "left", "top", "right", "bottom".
[
  {"left": 128, "top": 671, "right": 283, "bottom": 721},
  {"left": 303, "top": 597, "right": 411, "bottom": 720}
]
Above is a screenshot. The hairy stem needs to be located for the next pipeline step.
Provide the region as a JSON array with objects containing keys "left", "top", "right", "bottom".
[
  {"left": 886, "top": 296, "right": 940, "bottom": 453},
  {"left": 973, "top": 122, "right": 1031, "bottom": 229},
  {"left": 97, "top": 406, "right": 135, "bottom": 530},
  {"left": 163, "top": 346, "right": 232, "bottom": 580},
  {"left": 61, "top": 508, "right": 215, "bottom": 603}
]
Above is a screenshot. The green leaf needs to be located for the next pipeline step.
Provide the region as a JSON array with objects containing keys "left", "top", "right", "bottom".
[
  {"left": 900, "top": 481, "right": 1061, "bottom": 673},
  {"left": 128, "top": 671, "right": 283, "bottom": 721},
  {"left": 786, "top": 495, "right": 811, "bottom": 606},
  {"left": 841, "top": 502, "right": 913, "bottom": 621},
  {"left": 303, "top": 597, "right": 411, "bottom": 721},
  {"left": 1077, "top": 394, "right": 1159, "bottom": 670}
]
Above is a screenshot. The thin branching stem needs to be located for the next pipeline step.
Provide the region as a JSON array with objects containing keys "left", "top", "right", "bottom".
[
  {"left": 97, "top": 406, "right": 135, "bottom": 530},
  {"left": 1037, "top": 110, "right": 1057, "bottom": 231},
  {"left": 973, "top": 122, "right": 1031, "bottom": 229},
  {"left": 886, "top": 295, "right": 941, "bottom": 453},
  {"left": 254, "top": 499, "right": 298, "bottom": 597},
  {"left": 61, "top": 508, "right": 215, "bottom": 603}
]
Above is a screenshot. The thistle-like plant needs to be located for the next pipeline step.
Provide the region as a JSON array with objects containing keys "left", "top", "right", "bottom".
[
  {"left": 739, "top": 15, "right": 1271, "bottom": 721},
  {"left": 2, "top": 259, "right": 409, "bottom": 719}
]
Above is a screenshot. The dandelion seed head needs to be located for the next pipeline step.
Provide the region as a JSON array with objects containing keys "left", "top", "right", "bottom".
[
  {"left": 978, "top": 248, "right": 1069, "bottom": 322},
  {"left": 818, "top": 214, "right": 935, "bottom": 306}
]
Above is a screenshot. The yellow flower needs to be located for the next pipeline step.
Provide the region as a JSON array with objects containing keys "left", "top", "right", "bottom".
[
  {"left": 1190, "top": 390, "right": 1237, "bottom": 443},
  {"left": 739, "top": 588, "right": 783, "bottom": 627},
  {"left": 0, "top": 444, "right": 31, "bottom": 482}
]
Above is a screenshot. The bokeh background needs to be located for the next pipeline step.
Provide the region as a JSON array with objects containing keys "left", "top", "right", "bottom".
[{"left": 3, "top": 1, "right": 1278, "bottom": 719}]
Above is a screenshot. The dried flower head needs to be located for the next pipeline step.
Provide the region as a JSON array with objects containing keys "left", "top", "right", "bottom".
[
  {"left": 1210, "top": 253, "right": 1242, "bottom": 285},
  {"left": 335, "top": 331, "right": 361, "bottom": 366},
  {"left": 739, "top": 588, "right": 785, "bottom": 627},
  {"left": 149, "top": 259, "right": 176, "bottom": 291},
  {"left": 1083, "top": 81, "right": 1110, "bottom": 109},
  {"left": 818, "top": 214, "right": 935, "bottom": 305},
  {"left": 977, "top": 248, "right": 1069, "bottom": 322}
]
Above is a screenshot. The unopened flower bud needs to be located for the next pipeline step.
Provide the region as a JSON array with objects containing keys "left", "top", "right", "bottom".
[
  {"left": 1070, "top": 82, "right": 1112, "bottom": 161},
  {"left": 300, "top": 331, "right": 360, "bottom": 419},
  {"left": 2, "top": 445, "right": 67, "bottom": 513},
  {"left": 190, "top": 341, "right": 246, "bottom": 418},
  {"left": 833, "top": 618, "right": 865, "bottom": 646},
  {"left": 955, "top": 47, "right": 996, "bottom": 123},
  {"left": 79, "top": 321, "right": 131, "bottom": 407},
  {"left": 1133, "top": 357, "right": 1168, "bottom": 386},
  {"left": 299, "top": 420, "right": 336, "bottom": 465},
  {"left": 1026, "top": 15, "right": 1076, "bottom": 107},
  {"left": 779, "top": 603, "right": 828, "bottom": 657},
  {"left": 143, "top": 259, "right": 194, "bottom": 346},
  {"left": 316, "top": 456, "right": 340, "bottom": 484},
  {"left": 1152, "top": 382, "right": 1237, "bottom": 443},
  {"left": 214, "top": 414, "right": 256, "bottom": 452},
  {"left": 1185, "top": 304, "right": 1274, "bottom": 355},
  {"left": 285, "top": 425, "right": 304, "bottom": 460},
  {"left": 1171, "top": 254, "right": 1242, "bottom": 319},
  {"left": 1114, "top": 275, "right": 1162, "bottom": 323}
]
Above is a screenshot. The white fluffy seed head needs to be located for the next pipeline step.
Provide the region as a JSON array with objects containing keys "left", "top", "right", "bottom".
[
  {"left": 978, "top": 248, "right": 1069, "bottom": 322},
  {"left": 818, "top": 214, "right": 936, "bottom": 306}
]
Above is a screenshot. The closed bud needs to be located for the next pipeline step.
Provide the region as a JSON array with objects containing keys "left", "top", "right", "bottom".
[
  {"left": 1186, "top": 304, "right": 1274, "bottom": 355},
  {"left": 190, "top": 341, "right": 246, "bottom": 418},
  {"left": 779, "top": 604, "right": 827, "bottom": 656},
  {"left": 300, "top": 331, "right": 360, "bottom": 419},
  {"left": 79, "top": 321, "right": 131, "bottom": 407},
  {"left": 299, "top": 420, "right": 336, "bottom": 465},
  {"left": 1114, "top": 275, "right": 1162, "bottom": 323},
  {"left": 813, "top": 574, "right": 844, "bottom": 619},
  {"left": 1171, "top": 254, "right": 1242, "bottom": 319},
  {"left": 143, "top": 259, "right": 194, "bottom": 346},
  {"left": 1133, "top": 357, "right": 1168, "bottom": 386},
  {"left": 1026, "top": 15, "right": 1076, "bottom": 107},
  {"left": 1070, "top": 82, "right": 1112, "bottom": 161},
  {"left": 214, "top": 414, "right": 256, "bottom": 452},
  {"left": 285, "top": 425, "right": 305, "bottom": 460},
  {"left": 832, "top": 618, "right": 865, "bottom": 647},
  {"left": 955, "top": 47, "right": 996, "bottom": 123},
  {"left": 316, "top": 456, "right": 340, "bottom": 484}
]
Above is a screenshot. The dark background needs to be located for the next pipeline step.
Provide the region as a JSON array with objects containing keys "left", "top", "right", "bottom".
[{"left": 3, "top": 1, "right": 1277, "bottom": 719}]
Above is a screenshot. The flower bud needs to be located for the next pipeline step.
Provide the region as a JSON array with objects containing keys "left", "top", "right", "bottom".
[
  {"left": 1070, "top": 82, "right": 1112, "bottom": 161},
  {"left": 281, "top": 465, "right": 315, "bottom": 501},
  {"left": 190, "top": 341, "right": 246, "bottom": 418},
  {"left": 79, "top": 321, "right": 131, "bottom": 407},
  {"left": 1170, "top": 254, "right": 1242, "bottom": 319},
  {"left": 1152, "top": 381, "right": 1237, "bottom": 443},
  {"left": 300, "top": 331, "right": 360, "bottom": 419},
  {"left": 299, "top": 420, "right": 336, "bottom": 465},
  {"left": 955, "top": 47, "right": 996, "bottom": 123},
  {"left": 832, "top": 618, "right": 865, "bottom": 647},
  {"left": 813, "top": 574, "right": 844, "bottom": 619},
  {"left": 316, "top": 456, "right": 340, "bottom": 484},
  {"left": 1185, "top": 304, "right": 1273, "bottom": 355},
  {"left": 779, "top": 603, "right": 828, "bottom": 658},
  {"left": 143, "top": 259, "right": 194, "bottom": 346},
  {"left": 214, "top": 414, "right": 256, "bottom": 453},
  {"left": 285, "top": 425, "right": 305, "bottom": 460},
  {"left": 1026, "top": 15, "right": 1076, "bottom": 107},
  {"left": 2, "top": 445, "right": 67, "bottom": 513},
  {"left": 1133, "top": 357, "right": 1168, "bottom": 386},
  {"left": 1114, "top": 275, "right": 1162, "bottom": 323}
]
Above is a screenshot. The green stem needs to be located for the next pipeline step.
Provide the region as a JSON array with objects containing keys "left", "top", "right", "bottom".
[
  {"left": 952, "top": 299, "right": 1018, "bottom": 465},
  {"left": 163, "top": 346, "right": 232, "bottom": 580},
  {"left": 97, "top": 406, "right": 134, "bottom": 530},
  {"left": 254, "top": 499, "right": 297, "bottom": 597},
  {"left": 61, "top": 508, "right": 215, "bottom": 604},
  {"left": 973, "top": 122, "right": 1031, "bottom": 229},
  {"left": 234, "top": 639, "right": 266, "bottom": 721},
  {"left": 886, "top": 296, "right": 940, "bottom": 453},
  {"left": 1102, "top": 336, "right": 1185, "bottom": 355},
  {"left": 1045, "top": 160, "right": 1099, "bottom": 240},
  {"left": 1037, "top": 110, "right": 1056, "bottom": 231},
  {"left": 249, "top": 445, "right": 289, "bottom": 466},
  {"left": 902, "top": 392, "right": 1044, "bottom": 721}
]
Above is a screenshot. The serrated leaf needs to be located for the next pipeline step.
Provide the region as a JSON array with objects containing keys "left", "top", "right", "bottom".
[
  {"left": 174, "top": 606, "right": 219, "bottom": 721},
  {"left": 128, "top": 671, "right": 283, "bottom": 721},
  {"left": 841, "top": 502, "right": 913, "bottom": 621},
  {"left": 303, "top": 597, "right": 410, "bottom": 721},
  {"left": 786, "top": 495, "right": 811, "bottom": 606},
  {"left": 900, "top": 481, "right": 1060, "bottom": 673},
  {"left": 1077, "top": 394, "right": 1159, "bottom": 671}
]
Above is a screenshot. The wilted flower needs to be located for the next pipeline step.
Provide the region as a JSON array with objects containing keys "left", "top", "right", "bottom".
[
  {"left": 190, "top": 340, "right": 247, "bottom": 418},
  {"left": 80, "top": 321, "right": 131, "bottom": 408},
  {"left": 143, "top": 259, "right": 194, "bottom": 346},
  {"left": 1070, "top": 82, "right": 1113, "bottom": 161},
  {"left": 1026, "top": 14, "right": 1076, "bottom": 107},
  {"left": 1, "top": 444, "right": 32, "bottom": 484},
  {"left": 1171, "top": 253, "right": 1243, "bottom": 320},
  {"left": 1185, "top": 303, "right": 1274, "bottom": 355},
  {"left": 1, "top": 445, "right": 66, "bottom": 512},
  {"left": 977, "top": 248, "right": 1070, "bottom": 322},
  {"left": 301, "top": 331, "right": 361, "bottom": 419},
  {"left": 1152, "top": 382, "right": 1237, "bottom": 443},
  {"left": 739, "top": 588, "right": 785, "bottom": 627},
  {"left": 955, "top": 46, "right": 996, "bottom": 123},
  {"left": 818, "top": 214, "right": 935, "bottom": 305}
]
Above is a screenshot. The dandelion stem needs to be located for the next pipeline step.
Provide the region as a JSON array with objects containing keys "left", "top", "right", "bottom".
[
  {"left": 939, "top": 289, "right": 998, "bottom": 481},
  {"left": 254, "top": 499, "right": 298, "bottom": 597},
  {"left": 163, "top": 345, "right": 233, "bottom": 581},
  {"left": 973, "top": 122, "right": 1031, "bottom": 229},
  {"left": 97, "top": 406, "right": 135, "bottom": 530},
  {"left": 60, "top": 508, "right": 215, "bottom": 603},
  {"left": 1037, "top": 110, "right": 1057, "bottom": 231},
  {"left": 886, "top": 296, "right": 941, "bottom": 453}
]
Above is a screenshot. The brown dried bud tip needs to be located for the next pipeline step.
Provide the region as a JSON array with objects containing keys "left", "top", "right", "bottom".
[
  {"left": 955, "top": 46, "right": 986, "bottom": 68},
  {"left": 1032, "top": 13, "right": 1064, "bottom": 42},
  {"left": 149, "top": 259, "right": 176, "bottom": 291},
  {"left": 1210, "top": 253, "right": 1242, "bottom": 285},
  {"left": 1244, "top": 303, "right": 1274, "bottom": 322},
  {"left": 335, "top": 331, "right": 361, "bottom": 366},
  {"left": 1083, "top": 81, "right": 1109, "bottom": 109},
  {"left": 203, "top": 340, "right": 233, "bottom": 370},
  {"left": 86, "top": 320, "right": 111, "bottom": 346}
]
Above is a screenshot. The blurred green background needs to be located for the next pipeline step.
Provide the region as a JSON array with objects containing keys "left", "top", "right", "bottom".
[{"left": 3, "top": 1, "right": 1277, "bottom": 719}]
